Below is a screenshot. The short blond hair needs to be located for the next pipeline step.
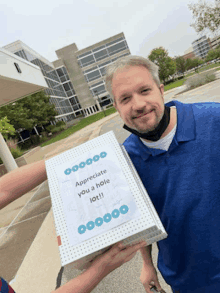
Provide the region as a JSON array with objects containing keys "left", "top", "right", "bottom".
[{"left": 105, "top": 55, "right": 160, "bottom": 100}]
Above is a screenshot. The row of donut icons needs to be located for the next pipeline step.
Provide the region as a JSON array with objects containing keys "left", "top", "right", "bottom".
[
  {"left": 64, "top": 152, "right": 107, "bottom": 175},
  {"left": 78, "top": 205, "right": 129, "bottom": 234}
]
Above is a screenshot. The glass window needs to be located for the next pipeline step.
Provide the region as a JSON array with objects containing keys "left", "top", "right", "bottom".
[
  {"left": 57, "top": 68, "right": 64, "bottom": 77},
  {"left": 93, "top": 45, "right": 106, "bottom": 52},
  {"left": 106, "top": 37, "right": 124, "bottom": 47},
  {"left": 99, "top": 60, "right": 111, "bottom": 68},
  {"left": 63, "top": 67, "right": 68, "bottom": 75},
  {"left": 63, "top": 82, "right": 70, "bottom": 92},
  {"left": 60, "top": 75, "right": 68, "bottom": 83},
  {"left": 24, "top": 50, "right": 35, "bottom": 61},
  {"left": 91, "top": 84, "right": 106, "bottom": 96},
  {"left": 80, "top": 55, "right": 95, "bottom": 67},
  {"left": 77, "top": 51, "right": 92, "bottom": 59},
  {"left": 84, "top": 66, "right": 98, "bottom": 74},
  {"left": 73, "top": 105, "right": 80, "bottom": 111},
  {"left": 94, "top": 49, "right": 108, "bottom": 61},
  {"left": 107, "top": 41, "right": 127, "bottom": 56},
  {"left": 100, "top": 67, "right": 106, "bottom": 76},
  {"left": 70, "top": 97, "right": 77, "bottom": 105},
  {"left": 69, "top": 82, "right": 74, "bottom": 90},
  {"left": 90, "top": 81, "right": 103, "bottom": 88},
  {"left": 86, "top": 70, "right": 101, "bottom": 82},
  {"left": 67, "top": 90, "right": 74, "bottom": 97}
]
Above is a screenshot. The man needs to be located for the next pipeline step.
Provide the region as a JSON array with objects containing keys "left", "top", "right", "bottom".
[{"left": 105, "top": 55, "right": 220, "bottom": 293}]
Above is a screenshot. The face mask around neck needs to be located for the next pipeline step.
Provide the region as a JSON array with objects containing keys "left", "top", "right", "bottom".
[{"left": 123, "top": 106, "right": 171, "bottom": 141}]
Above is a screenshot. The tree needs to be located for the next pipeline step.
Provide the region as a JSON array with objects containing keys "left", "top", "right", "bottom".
[
  {"left": 205, "top": 48, "right": 220, "bottom": 61},
  {"left": 188, "top": 0, "right": 220, "bottom": 34},
  {"left": 0, "top": 91, "right": 57, "bottom": 132},
  {"left": 185, "top": 57, "right": 204, "bottom": 72},
  {"left": 192, "top": 57, "right": 204, "bottom": 72},
  {"left": 175, "top": 56, "right": 186, "bottom": 75},
  {"left": 0, "top": 117, "right": 15, "bottom": 139},
  {"left": 148, "top": 47, "right": 176, "bottom": 83}
]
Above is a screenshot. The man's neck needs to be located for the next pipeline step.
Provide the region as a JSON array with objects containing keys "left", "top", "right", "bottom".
[{"left": 142, "top": 107, "right": 177, "bottom": 143}]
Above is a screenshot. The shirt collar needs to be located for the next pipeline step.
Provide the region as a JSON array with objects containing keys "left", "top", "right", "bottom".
[{"left": 134, "top": 100, "right": 196, "bottom": 160}]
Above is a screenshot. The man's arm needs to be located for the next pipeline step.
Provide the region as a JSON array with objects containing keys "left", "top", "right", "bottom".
[
  {"left": 140, "top": 245, "right": 162, "bottom": 293},
  {"left": 140, "top": 245, "right": 153, "bottom": 266},
  {"left": 0, "top": 160, "right": 47, "bottom": 209},
  {"left": 53, "top": 241, "right": 146, "bottom": 293}
]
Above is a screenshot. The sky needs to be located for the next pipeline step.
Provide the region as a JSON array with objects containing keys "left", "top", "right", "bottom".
[{"left": 1, "top": 0, "right": 215, "bottom": 63}]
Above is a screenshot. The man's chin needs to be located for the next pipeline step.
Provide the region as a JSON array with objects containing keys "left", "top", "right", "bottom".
[{"left": 128, "top": 125, "right": 152, "bottom": 134}]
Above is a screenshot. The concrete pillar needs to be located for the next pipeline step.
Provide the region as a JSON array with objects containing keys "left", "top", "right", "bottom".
[
  {"left": 95, "top": 100, "right": 101, "bottom": 111},
  {"left": 0, "top": 133, "right": 18, "bottom": 172},
  {"left": 34, "top": 126, "right": 39, "bottom": 136}
]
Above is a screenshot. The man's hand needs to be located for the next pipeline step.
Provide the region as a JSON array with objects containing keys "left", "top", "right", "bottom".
[
  {"left": 140, "top": 263, "right": 162, "bottom": 293},
  {"left": 88, "top": 241, "right": 147, "bottom": 275}
]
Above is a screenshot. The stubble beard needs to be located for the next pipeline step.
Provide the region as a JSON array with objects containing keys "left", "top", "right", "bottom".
[{"left": 130, "top": 110, "right": 164, "bottom": 134}]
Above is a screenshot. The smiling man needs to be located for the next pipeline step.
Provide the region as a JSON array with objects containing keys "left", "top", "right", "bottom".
[{"left": 105, "top": 55, "right": 220, "bottom": 293}]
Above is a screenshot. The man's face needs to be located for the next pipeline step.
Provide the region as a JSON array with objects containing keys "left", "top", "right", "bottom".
[{"left": 112, "top": 65, "right": 165, "bottom": 134}]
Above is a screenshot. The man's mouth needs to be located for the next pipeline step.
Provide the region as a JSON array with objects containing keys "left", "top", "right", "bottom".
[{"left": 133, "top": 109, "right": 154, "bottom": 119}]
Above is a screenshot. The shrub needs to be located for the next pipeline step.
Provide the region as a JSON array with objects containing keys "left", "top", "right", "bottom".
[
  {"left": 56, "top": 121, "right": 66, "bottom": 127},
  {"left": 19, "top": 139, "right": 33, "bottom": 150},
  {"left": 6, "top": 138, "right": 18, "bottom": 150},
  {"left": 40, "top": 135, "right": 48, "bottom": 143},
  {"left": 30, "top": 135, "right": 40, "bottom": 145},
  {"left": 185, "top": 69, "right": 216, "bottom": 90},
  {"left": 0, "top": 144, "right": 23, "bottom": 165},
  {"left": 45, "top": 125, "right": 54, "bottom": 132},
  {"left": 10, "top": 147, "right": 23, "bottom": 159},
  {"left": 50, "top": 127, "right": 61, "bottom": 134}
]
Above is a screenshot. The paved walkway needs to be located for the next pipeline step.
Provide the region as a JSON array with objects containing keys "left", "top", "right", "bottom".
[{"left": 1, "top": 77, "right": 220, "bottom": 293}]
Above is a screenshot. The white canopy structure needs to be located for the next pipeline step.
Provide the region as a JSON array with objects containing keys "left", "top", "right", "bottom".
[{"left": 0, "top": 48, "right": 48, "bottom": 172}]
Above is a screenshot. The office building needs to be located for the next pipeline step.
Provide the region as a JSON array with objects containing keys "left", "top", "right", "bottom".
[
  {"left": 53, "top": 32, "right": 130, "bottom": 116},
  {"left": 192, "top": 36, "right": 211, "bottom": 59},
  {"left": 3, "top": 32, "right": 130, "bottom": 120},
  {"left": 3, "top": 41, "right": 76, "bottom": 122},
  {"left": 209, "top": 35, "right": 220, "bottom": 50},
  {"left": 182, "top": 47, "right": 196, "bottom": 60}
]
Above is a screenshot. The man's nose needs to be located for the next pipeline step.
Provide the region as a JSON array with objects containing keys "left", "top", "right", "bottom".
[{"left": 132, "top": 94, "right": 146, "bottom": 111}]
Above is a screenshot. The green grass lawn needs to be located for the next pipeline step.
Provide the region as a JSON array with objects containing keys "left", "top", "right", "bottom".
[
  {"left": 41, "top": 106, "right": 117, "bottom": 147},
  {"left": 164, "top": 78, "right": 186, "bottom": 91},
  {"left": 198, "top": 62, "right": 220, "bottom": 73}
]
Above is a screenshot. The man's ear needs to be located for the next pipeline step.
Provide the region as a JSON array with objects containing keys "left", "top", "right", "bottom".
[{"left": 159, "top": 84, "right": 164, "bottom": 100}]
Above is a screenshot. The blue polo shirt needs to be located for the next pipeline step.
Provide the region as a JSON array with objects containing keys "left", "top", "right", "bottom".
[{"left": 123, "top": 100, "right": 220, "bottom": 291}]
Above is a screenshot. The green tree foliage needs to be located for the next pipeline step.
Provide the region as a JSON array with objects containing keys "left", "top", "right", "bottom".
[
  {"left": 185, "top": 58, "right": 204, "bottom": 72},
  {"left": 0, "top": 117, "right": 15, "bottom": 139},
  {"left": 188, "top": 0, "right": 220, "bottom": 34},
  {"left": 205, "top": 48, "right": 220, "bottom": 61},
  {"left": 0, "top": 91, "right": 57, "bottom": 132},
  {"left": 175, "top": 56, "right": 186, "bottom": 75},
  {"left": 148, "top": 47, "right": 176, "bottom": 83}
]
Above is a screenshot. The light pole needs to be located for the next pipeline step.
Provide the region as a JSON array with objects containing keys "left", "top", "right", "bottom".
[{"left": 94, "top": 90, "right": 106, "bottom": 117}]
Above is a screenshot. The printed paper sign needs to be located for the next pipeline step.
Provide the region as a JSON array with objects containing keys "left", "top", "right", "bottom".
[{"left": 55, "top": 145, "right": 141, "bottom": 246}]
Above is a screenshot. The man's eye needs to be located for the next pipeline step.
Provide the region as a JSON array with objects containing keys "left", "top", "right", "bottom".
[
  {"left": 122, "top": 97, "right": 129, "bottom": 102},
  {"left": 142, "top": 89, "right": 149, "bottom": 93}
]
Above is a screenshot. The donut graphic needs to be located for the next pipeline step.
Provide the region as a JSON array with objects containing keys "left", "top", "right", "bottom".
[
  {"left": 86, "top": 221, "right": 95, "bottom": 230},
  {"left": 120, "top": 205, "right": 129, "bottom": 214},
  {"left": 103, "top": 213, "right": 112, "bottom": 223},
  {"left": 112, "top": 209, "right": 120, "bottom": 218},
  {"left": 95, "top": 217, "right": 104, "bottom": 227},
  {"left": 78, "top": 225, "right": 86, "bottom": 234}
]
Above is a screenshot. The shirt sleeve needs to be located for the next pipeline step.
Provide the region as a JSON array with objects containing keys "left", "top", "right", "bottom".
[{"left": 0, "top": 277, "right": 16, "bottom": 293}]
